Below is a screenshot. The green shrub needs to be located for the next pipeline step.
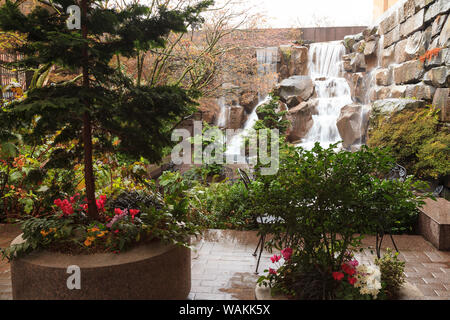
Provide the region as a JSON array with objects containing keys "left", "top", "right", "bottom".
[
  {"left": 368, "top": 105, "right": 450, "bottom": 181},
  {"left": 252, "top": 142, "right": 426, "bottom": 299},
  {"left": 375, "top": 248, "right": 406, "bottom": 299},
  {"left": 188, "top": 180, "right": 256, "bottom": 230}
]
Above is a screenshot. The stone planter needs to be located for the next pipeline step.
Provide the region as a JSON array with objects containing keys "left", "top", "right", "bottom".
[
  {"left": 255, "top": 282, "right": 423, "bottom": 300},
  {"left": 10, "top": 235, "right": 191, "bottom": 300}
]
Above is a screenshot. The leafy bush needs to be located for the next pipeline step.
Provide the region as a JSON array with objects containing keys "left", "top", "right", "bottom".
[
  {"left": 368, "top": 105, "right": 450, "bottom": 181},
  {"left": 181, "top": 177, "right": 255, "bottom": 230},
  {"left": 1, "top": 188, "right": 199, "bottom": 261},
  {"left": 375, "top": 248, "right": 406, "bottom": 299},
  {"left": 252, "top": 142, "right": 426, "bottom": 299}
]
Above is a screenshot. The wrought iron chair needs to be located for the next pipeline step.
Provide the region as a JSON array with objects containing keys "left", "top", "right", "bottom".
[
  {"left": 375, "top": 163, "right": 408, "bottom": 258},
  {"left": 238, "top": 168, "right": 282, "bottom": 274}
]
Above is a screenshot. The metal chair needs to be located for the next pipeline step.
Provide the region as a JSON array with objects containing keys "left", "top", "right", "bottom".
[
  {"left": 238, "top": 168, "right": 281, "bottom": 274},
  {"left": 375, "top": 163, "right": 407, "bottom": 258}
]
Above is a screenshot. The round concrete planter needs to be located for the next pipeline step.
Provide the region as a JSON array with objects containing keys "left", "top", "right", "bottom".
[{"left": 10, "top": 235, "right": 191, "bottom": 300}]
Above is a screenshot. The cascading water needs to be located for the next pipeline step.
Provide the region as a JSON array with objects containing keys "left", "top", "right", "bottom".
[
  {"left": 225, "top": 47, "right": 278, "bottom": 158},
  {"left": 217, "top": 97, "right": 228, "bottom": 128},
  {"left": 299, "top": 42, "right": 353, "bottom": 150}
]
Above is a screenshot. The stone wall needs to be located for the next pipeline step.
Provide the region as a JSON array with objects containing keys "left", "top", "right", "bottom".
[{"left": 342, "top": 0, "right": 449, "bottom": 123}]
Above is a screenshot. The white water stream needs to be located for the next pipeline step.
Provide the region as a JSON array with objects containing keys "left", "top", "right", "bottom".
[
  {"left": 299, "top": 42, "right": 353, "bottom": 150},
  {"left": 225, "top": 47, "right": 278, "bottom": 158}
]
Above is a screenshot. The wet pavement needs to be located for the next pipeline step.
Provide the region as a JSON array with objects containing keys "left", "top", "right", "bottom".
[{"left": 1, "top": 228, "right": 449, "bottom": 300}]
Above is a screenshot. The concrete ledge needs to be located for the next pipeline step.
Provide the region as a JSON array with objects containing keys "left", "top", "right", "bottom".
[
  {"left": 0, "top": 224, "right": 21, "bottom": 234},
  {"left": 10, "top": 235, "right": 191, "bottom": 300},
  {"left": 418, "top": 198, "right": 450, "bottom": 251}
]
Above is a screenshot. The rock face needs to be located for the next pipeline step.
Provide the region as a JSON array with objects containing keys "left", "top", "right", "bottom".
[
  {"left": 239, "top": 91, "right": 259, "bottom": 113},
  {"left": 228, "top": 106, "right": 246, "bottom": 130},
  {"left": 274, "top": 76, "right": 315, "bottom": 105},
  {"left": 405, "top": 83, "right": 436, "bottom": 101},
  {"left": 376, "top": 68, "right": 393, "bottom": 86},
  {"left": 287, "top": 100, "right": 318, "bottom": 142},
  {"left": 393, "top": 60, "right": 425, "bottom": 84},
  {"left": 433, "top": 88, "right": 450, "bottom": 121},
  {"left": 336, "top": 104, "right": 369, "bottom": 149},
  {"left": 372, "top": 98, "right": 426, "bottom": 114},
  {"left": 424, "top": 66, "right": 450, "bottom": 87},
  {"left": 278, "top": 45, "right": 308, "bottom": 80},
  {"left": 197, "top": 98, "right": 220, "bottom": 124}
]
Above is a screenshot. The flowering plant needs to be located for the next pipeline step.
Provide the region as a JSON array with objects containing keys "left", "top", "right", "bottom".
[
  {"left": 1, "top": 188, "right": 199, "bottom": 261},
  {"left": 333, "top": 258, "right": 382, "bottom": 300}
]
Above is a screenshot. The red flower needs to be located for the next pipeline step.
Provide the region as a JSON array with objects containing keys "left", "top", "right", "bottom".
[
  {"left": 332, "top": 272, "right": 345, "bottom": 281},
  {"left": 348, "top": 277, "right": 357, "bottom": 285},
  {"left": 129, "top": 209, "right": 140, "bottom": 222},
  {"left": 114, "top": 208, "right": 123, "bottom": 215},
  {"left": 342, "top": 263, "right": 356, "bottom": 276},
  {"left": 269, "top": 268, "right": 277, "bottom": 275},
  {"left": 281, "top": 247, "right": 293, "bottom": 261},
  {"left": 96, "top": 195, "right": 107, "bottom": 212},
  {"left": 270, "top": 254, "right": 281, "bottom": 263}
]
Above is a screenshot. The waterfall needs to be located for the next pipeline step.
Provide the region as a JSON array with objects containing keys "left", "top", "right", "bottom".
[
  {"left": 217, "top": 97, "right": 228, "bottom": 128},
  {"left": 224, "top": 47, "right": 278, "bottom": 158},
  {"left": 299, "top": 42, "right": 353, "bottom": 150}
]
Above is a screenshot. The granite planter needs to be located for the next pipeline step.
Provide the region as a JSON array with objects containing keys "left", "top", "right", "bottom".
[{"left": 10, "top": 235, "right": 191, "bottom": 300}]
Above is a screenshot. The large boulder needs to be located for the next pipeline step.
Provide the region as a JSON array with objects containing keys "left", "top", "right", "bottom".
[
  {"left": 424, "top": 66, "right": 450, "bottom": 87},
  {"left": 391, "top": 85, "right": 407, "bottom": 98},
  {"left": 400, "top": 9, "right": 424, "bottom": 37},
  {"left": 431, "top": 14, "right": 448, "bottom": 37},
  {"left": 375, "top": 68, "right": 393, "bottom": 86},
  {"left": 349, "top": 53, "right": 366, "bottom": 72},
  {"left": 274, "top": 76, "right": 315, "bottom": 105},
  {"left": 347, "top": 73, "right": 366, "bottom": 103},
  {"left": 228, "top": 106, "right": 246, "bottom": 130},
  {"left": 393, "top": 60, "right": 424, "bottom": 84},
  {"left": 372, "top": 98, "right": 425, "bottom": 114},
  {"left": 287, "top": 100, "right": 318, "bottom": 142},
  {"left": 405, "top": 83, "right": 436, "bottom": 101},
  {"left": 239, "top": 91, "right": 259, "bottom": 113},
  {"left": 424, "top": 0, "right": 450, "bottom": 23},
  {"left": 433, "top": 88, "right": 450, "bottom": 122},
  {"left": 197, "top": 98, "right": 221, "bottom": 124},
  {"left": 439, "top": 15, "right": 450, "bottom": 46},
  {"left": 364, "top": 40, "right": 378, "bottom": 56},
  {"left": 381, "top": 44, "right": 395, "bottom": 68},
  {"left": 336, "top": 104, "right": 370, "bottom": 149},
  {"left": 425, "top": 47, "right": 449, "bottom": 68},
  {"left": 278, "top": 45, "right": 308, "bottom": 79},
  {"left": 379, "top": 9, "right": 398, "bottom": 35},
  {"left": 383, "top": 25, "right": 400, "bottom": 48}
]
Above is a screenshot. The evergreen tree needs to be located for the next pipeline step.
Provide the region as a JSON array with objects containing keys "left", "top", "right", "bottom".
[{"left": 0, "top": 0, "right": 212, "bottom": 220}]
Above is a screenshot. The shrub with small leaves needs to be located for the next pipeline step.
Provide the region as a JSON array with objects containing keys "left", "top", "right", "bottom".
[{"left": 375, "top": 248, "right": 406, "bottom": 299}]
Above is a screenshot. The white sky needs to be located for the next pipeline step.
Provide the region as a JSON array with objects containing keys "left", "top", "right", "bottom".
[{"left": 247, "top": 0, "right": 374, "bottom": 28}]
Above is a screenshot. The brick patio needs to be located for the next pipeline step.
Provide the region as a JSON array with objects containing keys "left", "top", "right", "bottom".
[{"left": 1, "top": 228, "right": 449, "bottom": 300}]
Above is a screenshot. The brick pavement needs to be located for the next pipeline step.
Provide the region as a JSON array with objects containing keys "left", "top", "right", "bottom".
[{"left": 0, "top": 228, "right": 449, "bottom": 300}]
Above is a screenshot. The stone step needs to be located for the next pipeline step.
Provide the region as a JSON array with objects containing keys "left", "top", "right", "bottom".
[{"left": 418, "top": 198, "right": 450, "bottom": 251}]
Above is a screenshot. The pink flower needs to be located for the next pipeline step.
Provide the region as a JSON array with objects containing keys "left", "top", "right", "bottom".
[
  {"left": 269, "top": 268, "right": 277, "bottom": 275},
  {"left": 270, "top": 254, "right": 281, "bottom": 263},
  {"left": 332, "top": 272, "right": 345, "bottom": 281},
  {"left": 281, "top": 247, "right": 293, "bottom": 261},
  {"left": 349, "top": 259, "right": 359, "bottom": 267}
]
